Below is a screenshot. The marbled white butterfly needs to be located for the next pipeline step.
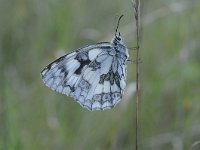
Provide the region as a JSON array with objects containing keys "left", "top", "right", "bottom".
[{"left": 41, "top": 15, "right": 129, "bottom": 111}]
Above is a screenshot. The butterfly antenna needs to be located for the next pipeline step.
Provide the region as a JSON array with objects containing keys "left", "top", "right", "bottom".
[{"left": 115, "top": 15, "right": 124, "bottom": 37}]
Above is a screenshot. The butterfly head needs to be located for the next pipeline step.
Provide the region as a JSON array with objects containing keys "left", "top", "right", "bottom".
[
  {"left": 112, "top": 34, "right": 124, "bottom": 45},
  {"left": 112, "top": 15, "right": 124, "bottom": 45}
]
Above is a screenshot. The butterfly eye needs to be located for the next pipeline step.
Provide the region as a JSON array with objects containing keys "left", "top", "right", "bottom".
[{"left": 116, "top": 36, "right": 121, "bottom": 41}]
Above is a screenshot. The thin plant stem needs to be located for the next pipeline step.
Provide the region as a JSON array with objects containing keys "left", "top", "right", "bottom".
[{"left": 132, "top": 0, "right": 140, "bottom": 150}]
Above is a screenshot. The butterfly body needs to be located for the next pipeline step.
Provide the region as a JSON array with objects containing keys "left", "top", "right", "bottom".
[{"left": 41, "top": 33, "right": 129, "bottom": 111}]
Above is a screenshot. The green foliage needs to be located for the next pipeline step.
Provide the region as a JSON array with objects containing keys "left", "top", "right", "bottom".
[{"left": 0, "top": 0, "right": 200, "bottom": 150}]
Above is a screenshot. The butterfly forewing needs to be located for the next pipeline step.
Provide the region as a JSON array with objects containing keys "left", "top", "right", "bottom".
[{"left": 41, "top": 37, "right": 128, "bottom": 111}]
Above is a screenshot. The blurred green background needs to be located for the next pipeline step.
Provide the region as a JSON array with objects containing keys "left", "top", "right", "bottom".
[{"left": 0, "top": 0, "right": 200, "bottom": 150}]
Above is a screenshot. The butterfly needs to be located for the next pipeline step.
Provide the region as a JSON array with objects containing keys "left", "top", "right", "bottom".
[{"left": 41, "top": 15, "right": 129, "bottom": 111}]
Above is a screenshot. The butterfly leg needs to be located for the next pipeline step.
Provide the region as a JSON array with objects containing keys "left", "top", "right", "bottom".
[
  {"left": 127, "top": 58, "right": 142, "bottom": 64},
  {"left": 128, "top": 46, "right": 140, "bottom": 51}
]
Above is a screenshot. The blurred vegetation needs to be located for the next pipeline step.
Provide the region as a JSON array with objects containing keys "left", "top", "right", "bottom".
[{"left": 0, "top": 0, "right": 200, "bottom": 150}]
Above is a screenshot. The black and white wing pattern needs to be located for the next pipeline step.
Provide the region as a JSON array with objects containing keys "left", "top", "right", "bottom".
[{"left": 41, "top": 35, "right": 129, "bottom": 111}]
